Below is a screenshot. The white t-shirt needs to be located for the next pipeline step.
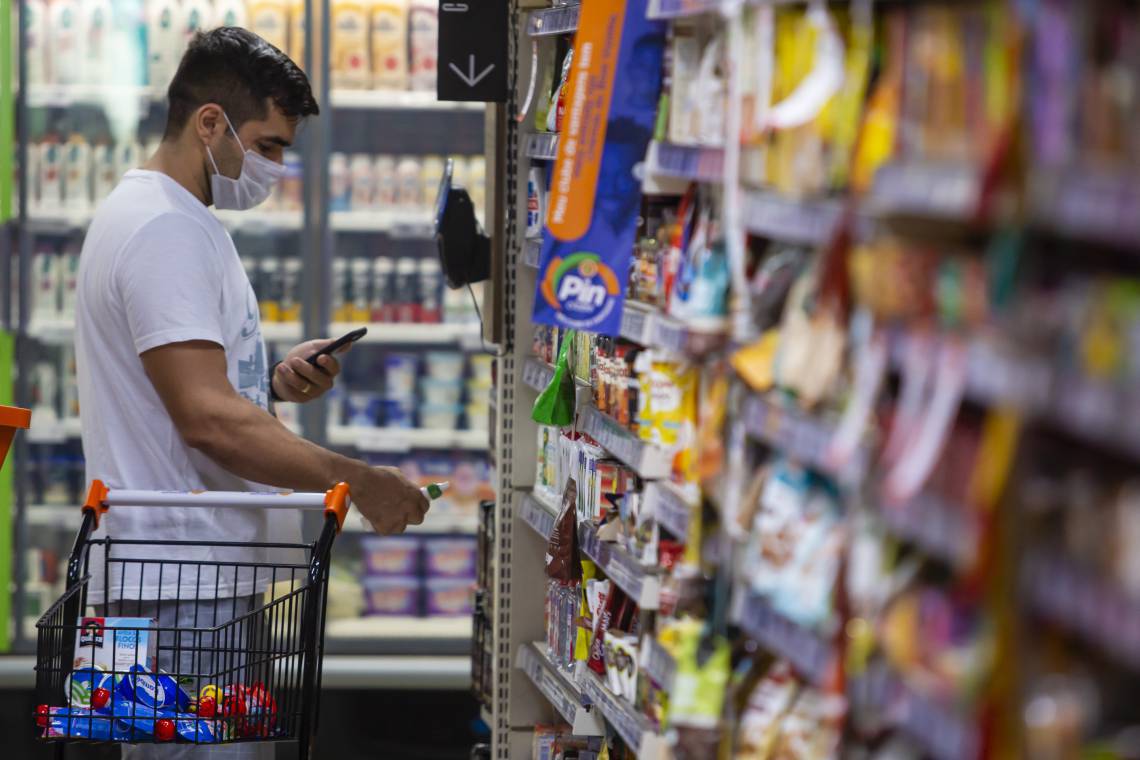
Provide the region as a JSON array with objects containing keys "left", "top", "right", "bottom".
[{"left": 76, "top": 169, "right": 297, "bottom": 603}]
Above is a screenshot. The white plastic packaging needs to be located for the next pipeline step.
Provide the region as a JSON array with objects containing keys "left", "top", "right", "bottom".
[
  {"left": 38, "top": 139, "right": 64, "bottom": 212},
  {"left": 32, "top": 248, "right": 60, "bottom": 318},
  {"left": 78, "top": 0, "right": 113, "bottom": 86},
  {"left": 395, "top": 157, "right": 421, "bottom": 209},
  {"left": 374, "top": 155, "right": 398, "bottom": 207},
  {"left": 62, "top": 135, "right": 91, "bottom": 213},
  {"left": 212, "top": 0, "right": 248, "bottom": 29},
  {"left": 350, "top": 153, "right": 377, "bottom": 211},
  {"left": 59, "top": 245, "right": 80, "bottom": 319},
  {"left": 408, "top": 0, "right": 438, "bottom": 91},
  {"left": 48, "top": 0, "right": 82, "bottom": 86},
  {"left": 116, "top": 140, "right": 142, "bottom": 179},
  {"left": 329, "top": 152, "right": 351, "bottom": 212},
  {"left": 24, "top": 0, "right": 48, "bottom": 86},
  {"left": 146, "top": 0, "right": 183, "bottom": 90},
  {"left": 179, "top": 0, "right": 211, "bottom": 50}
]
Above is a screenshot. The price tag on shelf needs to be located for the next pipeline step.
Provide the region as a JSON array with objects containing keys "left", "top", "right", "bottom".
[
  {"left": 640, "top": 635, "right": 676, "bottom": 690},
  {"left": 521, "top": 495, "right": 556, "bottom": 541},
  {"left": 581, "top": 675, "right": 649, "bottom": 753},
  {"left": 645, "top": 481, "right": 693, "bottom": 541}
]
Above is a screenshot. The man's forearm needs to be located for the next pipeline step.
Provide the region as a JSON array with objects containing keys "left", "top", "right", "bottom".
[{"left": 186, "top": 394, "right": 364, "bottom": 492}]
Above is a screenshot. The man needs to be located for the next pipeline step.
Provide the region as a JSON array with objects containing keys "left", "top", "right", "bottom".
[{"left": 74, "top": 27, "right": 428, "bottom": 758}]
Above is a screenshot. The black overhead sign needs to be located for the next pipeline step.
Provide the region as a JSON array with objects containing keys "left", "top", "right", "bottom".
[{"left": 437, "top": 0, "right": 509, "bottom": 103}]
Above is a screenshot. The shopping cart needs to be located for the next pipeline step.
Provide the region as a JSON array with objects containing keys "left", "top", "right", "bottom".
[{"left": 34, "top": 479, "right": 352, "bottom": 758}]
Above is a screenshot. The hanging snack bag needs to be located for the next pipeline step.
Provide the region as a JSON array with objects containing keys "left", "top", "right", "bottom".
[{"left": 545, "top": 478, "right": 581, "bottom": 583}]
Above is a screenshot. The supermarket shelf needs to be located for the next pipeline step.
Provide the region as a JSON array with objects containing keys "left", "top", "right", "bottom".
[
  {"left": 578, "top": 522, "right": 660, "bottom": 611},
  {"left": 521, "top": 358, "right": 556, "bottom": 393},
  {"left": 321, "top": 655, "right": 470, "bottom": 690},
  {"left": 580, "top": 671, "right": 667, "bottom": 758},
  {"left": 579, "top": 405, "right": 673, "bottom": 480},
  {"left": 25, "top": 504, "right": 80, "bottom": 529},
  {"left": 620, "top": 300, "right": 727, "bottom": 355},
  {"left": 327, "top": 425, "right": 488, "bottom": 452},
  {"left": 325, "top": 615, "right": 471, "bottom": 656},
  {"left": 867, "top": 161, "right": 984, "bottom": 221},
  {"left": 0, "top": 654, "right": 469, "bottom": 690},
  {"left": 902, "top": 331, "right": 1140, "bottom": 460},
  {"left": 643, "top": 480, "right": 696, "bottom": 543},
  {"left": 527, "top": 4, "right": 581, "bottom": 36},
  {"left": 260, "top": 321, "right": 304, "bottom": 344},
  {"left": 330, "top": 209, "right": 435, "bottom": 237},
  {"left": 330, "top": 321, "right": 482, "bottom": 346},
  {"left": 28, "top": 317, "right": 302, "bottom": 346},
  {"left": 523, "top": 238, "right": 542, "bottom": 268},
  {"left": 1029, "top": 167, "right": 1140, "bottom": 249},
  {"left": 342, "top": 508, "right": 478, "bottom": 535},
  {"left": 877, "top": 491, "right": 980, "bottom": 571},
  {"left": 639, "top": 634, "right": 676, "bottom": 691},
  {"left": 526, "top": 132, "right": 560, "bottom": 161},
  {"left": 743, "top": 393, "right": 869, "bottom": 484},
  {"left": 645, "top": 140, "right": 725, "bottom": 183},
  {"left": 743, "top": 190, "right": 844, "bottom": 246},
  {"left": 214, "top": 209, "right": 303, "bottom": 232},
  {"left": 1022, "top": 549, "right": 1140, "bottom": 670},
  {"left": 849, "top": 664, "right": 980, "bottom": 760},
  {"left": 648, "top": 0, "right": 724, "bottom": 18},
  {"left": 737, "top": 593, "right": 832, "bottom": 686},
  {"left": 24, "top": 84, "right": 161, "bottom": 108},
  {"left": 329, "top": 89, "right": 485, "bottom": 112},
  {"left": 26, "top": 417, "right": 82, "bottom": 444},
  {"left": 516, "top": 643, "right": 603, "bottom": 736},
  {"left": 520, "top": 490, "right": 559, "bottom": 541},
  {"left": 28, "top": 208, "right": 434, "bottom": 236}
]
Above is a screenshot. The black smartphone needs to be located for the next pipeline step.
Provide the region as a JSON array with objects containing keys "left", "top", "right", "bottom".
[{"left": 306, "top": 327, "right": 368, "bottom": 367}]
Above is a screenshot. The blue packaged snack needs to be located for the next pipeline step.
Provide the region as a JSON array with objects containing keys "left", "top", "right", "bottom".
[
  {"left": 64, "top": 667, "right": 116, "bottom": 711},
  {"left": 176, "top": 716, "right": 222, "bottom": 744},
  {"left": 110, "top": 697, "right": 177, "bottom": 737},
  {"left": 45, "top": 706, "right": 133, "bottom": 741},
  {"left": 116, "top": 665, "right": 192, "bottom": 711}
]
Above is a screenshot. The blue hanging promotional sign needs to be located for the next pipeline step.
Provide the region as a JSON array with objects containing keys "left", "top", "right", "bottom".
[{"left": 532, "top": 0, "right": 665, "bottom": 336}]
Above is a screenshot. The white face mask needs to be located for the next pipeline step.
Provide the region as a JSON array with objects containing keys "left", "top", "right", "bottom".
[{"left": 206, "top": 111, "right": 286, "bottom": 211}]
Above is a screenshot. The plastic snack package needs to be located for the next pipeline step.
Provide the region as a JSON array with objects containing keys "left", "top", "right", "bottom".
[
  {"left": 532, "top": 329, "right": 577, "bottom": 427},
  {"left": 604, "top": 630, "right": 640, "bottom": 703},
  {"left": 768, "top": 686, "right": 845, "bottom": 759},
  {"left": 545, "top": 478, "right": 581, "bottom": 583},
  {"left": 734, "top": 660, "right": 800, "bottom": 759},
  {"left": 546, "top": 46, "right": 574, "bottom": 133},
  {"left": 668, "top": 619, "right": 730, "bottom": 729},
  {"left": 575, "top": 561, "right": 598, "bottom": 663}
]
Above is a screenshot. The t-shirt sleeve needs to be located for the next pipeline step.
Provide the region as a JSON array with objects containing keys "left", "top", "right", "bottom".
[{"left": 115, "top": 212, "right": 227, "bottom": 356}]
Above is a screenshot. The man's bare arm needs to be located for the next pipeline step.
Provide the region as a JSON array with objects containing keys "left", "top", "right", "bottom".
[{"left": 140, "top": 340, "right": 427, "bottom": 532}]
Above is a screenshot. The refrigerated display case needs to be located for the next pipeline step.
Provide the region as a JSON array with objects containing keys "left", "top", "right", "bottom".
[{"left": 8, "top": 0, "right": 490, "bottom": 678}]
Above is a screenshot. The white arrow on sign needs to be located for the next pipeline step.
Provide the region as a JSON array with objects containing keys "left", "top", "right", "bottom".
[{"left": 449, "top": 54, "right": 495, "bottom": 87}]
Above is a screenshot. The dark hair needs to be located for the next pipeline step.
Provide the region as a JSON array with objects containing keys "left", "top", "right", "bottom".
[{"left": 163, "top": 27, "right": 319, "bottom": 140}]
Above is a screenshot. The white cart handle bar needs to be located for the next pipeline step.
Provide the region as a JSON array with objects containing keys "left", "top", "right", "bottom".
[{"left": 80, "top": 479, "right": 352, "bottom": 533}]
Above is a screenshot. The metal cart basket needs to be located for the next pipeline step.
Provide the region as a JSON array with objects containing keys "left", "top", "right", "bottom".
[{"left": 34, "top": 479, "right": 352, "bottom": 759}]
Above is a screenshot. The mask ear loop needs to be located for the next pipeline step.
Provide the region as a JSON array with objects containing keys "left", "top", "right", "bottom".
[{"left": 205, "top": 109, "right": 242, "bottom": 177}]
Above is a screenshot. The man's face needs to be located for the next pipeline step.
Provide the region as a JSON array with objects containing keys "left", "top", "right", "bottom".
[{"left": 210, "top": 98, "right": 298, "bottom": 178}]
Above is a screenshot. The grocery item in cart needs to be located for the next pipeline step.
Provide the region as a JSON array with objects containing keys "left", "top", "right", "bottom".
[{"left": 71, "top": 616, "right": 156, "bottom": 678}]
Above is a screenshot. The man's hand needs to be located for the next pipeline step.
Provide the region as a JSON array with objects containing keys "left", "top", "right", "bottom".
[
  {"left": 271, "top": 338, "right": 348, "bottom": 404},
  {"left": 348, "top": 465, "right": 430, "bottom": 534}
]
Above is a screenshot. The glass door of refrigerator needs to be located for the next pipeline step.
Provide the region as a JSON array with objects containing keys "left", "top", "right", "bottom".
[{"left": 14, "top": 0, "right": 311, "bottom": 649}]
